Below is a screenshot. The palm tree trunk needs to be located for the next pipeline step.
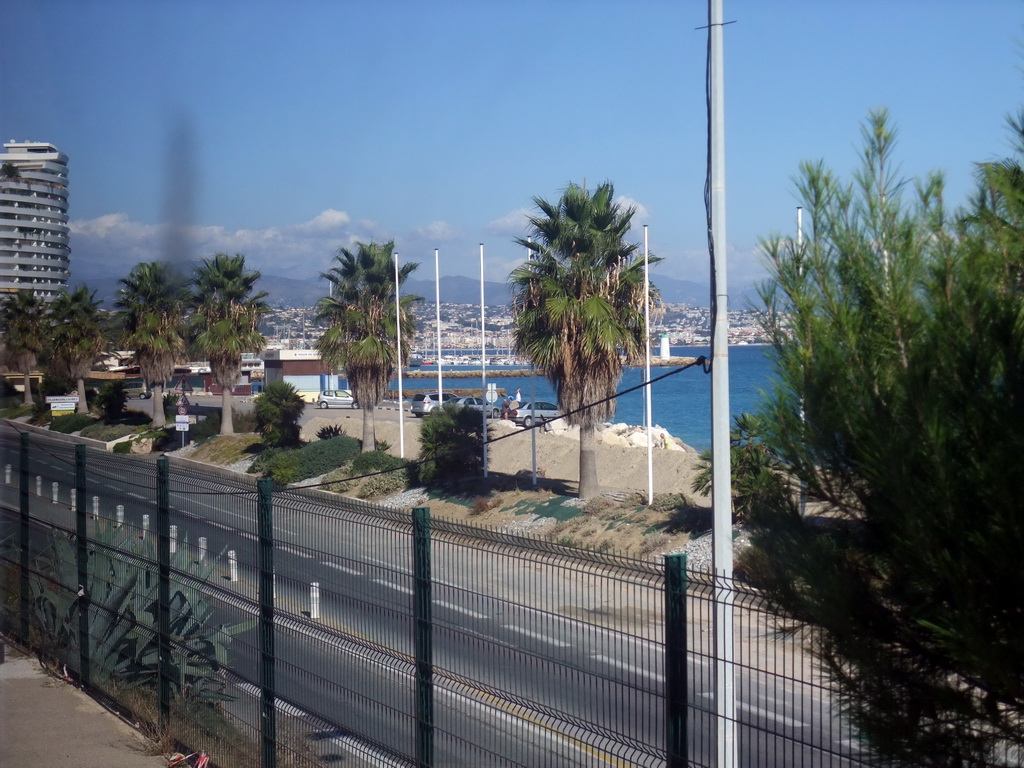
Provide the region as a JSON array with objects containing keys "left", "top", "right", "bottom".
[
  {"left": 220, "top": 387, "right": 234, "bottom": 435},
  {"left": 21, "top": 372, "right": 32, "bottom": 406},
  {"left": 578, "top": 421, "right": 600, "bottom": 500},
  {"left": 76, "top": 378, "right": 88, "bottom": 414},
  {"left": 151, "top": 383, "right": 166, "bottom": 428},
  {"left": 361, "top": 405, "right": 376, "bottom": 451}
]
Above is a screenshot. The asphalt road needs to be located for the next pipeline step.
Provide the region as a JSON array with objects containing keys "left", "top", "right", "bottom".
[{"left": 0, "top": 424, "right": 870, "bottom": 766}]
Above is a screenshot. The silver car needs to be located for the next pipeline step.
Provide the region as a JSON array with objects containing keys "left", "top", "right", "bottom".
[
  {"left": 317, "top": 389, "right": 356, "bottom": 409},
  {"left": 510, "top": 400, "right": 561, "bottom": 428},
  {"left": 453, "top": 395, "right": 502, "bottom": 419},
  {"left": 409, "top": 391, "right": 459, "bottom": 417}
]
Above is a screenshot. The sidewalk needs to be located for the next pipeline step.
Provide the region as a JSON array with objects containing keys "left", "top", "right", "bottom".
[{"left": 0, "top": 643, "right": 168, "bottom": 767}]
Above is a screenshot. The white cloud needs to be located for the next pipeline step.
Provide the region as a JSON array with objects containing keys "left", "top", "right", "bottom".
[
  {"left": 485, "top": 208, "right": 531, "bottom": 237},
  {"left": 406, "top": 220, "right": 461, "bottom": 243}
]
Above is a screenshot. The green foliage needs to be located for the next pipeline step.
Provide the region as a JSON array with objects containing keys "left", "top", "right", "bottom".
[
  {"left": 94, "top": 380, "right": 128, "bottom": 421},
  {"left": 31, "top": 521, "right": 249, "bottom": 704},
  {"left": 416, "top": 402, "right": 486, "bottom": 486},
  {"left": 79, "top": 422, "right": 146, "bottom": 442},
  {"left": 509, "top": 181, "right": 661, "bottom": 499},
  {"left": 296, "top": 435, "right": 361, "bottom": 477},
  {"left": 49, "top": 412, "right": 97, "bottom": 434},
  {"left": 356, "top": 470, "right": 407, "bottom": 499},
  {"left": 112, "top": 441, "right": 133, "bottom": 454},
  {"left": 748, "top": 109, "right": 1024, "bottom": 765},
  {"left": 315, "top": 239, "right": 420, "bottom": 449},
  {"left": 253, "top": 380, "right": 305, "bottom": 447},
  {"left": 691, "top": 413, "right": 787, "bottom": 525},
  {"left": 258, "top": 450, "right": 302, "bottom": 486},
  {"left": 316, "top": 423, "right": 345, "bottom": 440},
  {"left": 190, "top": 411, "right": 222, "bottom": 443},
  {"left": 350, "top": 449, "right": 408, "bottom": 476}
]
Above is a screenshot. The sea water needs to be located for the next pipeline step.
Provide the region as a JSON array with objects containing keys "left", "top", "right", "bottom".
[{"left": 390, "top": 345, "right": 775, "bottom": 452}]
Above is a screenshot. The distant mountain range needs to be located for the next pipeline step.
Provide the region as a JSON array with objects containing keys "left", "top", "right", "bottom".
[{"left": 76, "top": 267, "right": 745, "bottom": 309}]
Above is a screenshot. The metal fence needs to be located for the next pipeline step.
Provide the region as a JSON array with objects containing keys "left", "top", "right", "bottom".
[{"left": 0, "top": 424, "right": 875, "bottom": 767}]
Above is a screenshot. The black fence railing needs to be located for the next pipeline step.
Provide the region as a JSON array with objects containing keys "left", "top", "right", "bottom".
[{"left": 0, "top": 424, "right": 877, "bottom": 767}]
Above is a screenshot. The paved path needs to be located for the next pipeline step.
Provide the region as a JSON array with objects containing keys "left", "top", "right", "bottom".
[{"left": 0, "top": 643, "right": 168, "bottom": 767}]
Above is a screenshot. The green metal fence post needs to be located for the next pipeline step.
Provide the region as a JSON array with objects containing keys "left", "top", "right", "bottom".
[
  {"left": 157, "top": 457, "right": 171, "bottom": 726},
  {"left": 75, "top": 444, "right": 90, "bottom": 688},
  {"left": 665, "top": 553, "right": 689, "bottom": 768},
  {"left": 18, "top": 432, "right": 30, "bottom": 642},
  {"left": 412, "top": 507, "right": 433, "bottom": 767},
  {"left": 257, "top": 476, "right": 277, "bottom": 768}
]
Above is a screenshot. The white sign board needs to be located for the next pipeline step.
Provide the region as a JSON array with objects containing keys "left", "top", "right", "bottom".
[
  {"left": 175, "top": 422, "right": 189, "bottom": 432},
  {"left": 46, "top": 395, "right": 80, "bottom": 404},
  {"left": 175, "top": 414, "right": 190, "bottom": 424},
  {"left": 50, "top": 403, "right": 76, "bottom": 412}
]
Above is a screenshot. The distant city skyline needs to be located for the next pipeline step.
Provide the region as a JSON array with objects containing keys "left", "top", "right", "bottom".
[{"left": 2, "top": 2, "right": 1020, "bottom": 292}]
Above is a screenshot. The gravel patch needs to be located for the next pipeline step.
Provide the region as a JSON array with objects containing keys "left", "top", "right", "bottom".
[{"left": 663, "top": 526, "right": 752, "bottom": 572}]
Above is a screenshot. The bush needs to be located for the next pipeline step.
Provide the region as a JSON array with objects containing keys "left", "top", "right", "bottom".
[
  {"left": 416, "top": 402, "right": 486, "bottom": 486},
  {"left": 356, "top": 470, "right": 407, "bottom": 499},
  {"left": 261, "top": 450, "right": 303, "bottom": 486},
  {"left": 112, "top": 441, "right": 133, "bottom": 454},
  {"left": 49, "top": 412, "right": 96, "bottom": 434},
  {"left": 350, "top": 449, "right": 408, "bottom": 476},
  {"left": 316, "top": 424, "right": 345, "bottom": 441},
  {"left": 79, "top": 422, "right": 144, "bottom": 442},
  {"left": 94, "top": 381, "right": 127, "bottom": 421},
  {"left": 233, "top": 410, "right": 258, "bottom": 433},
  {"left": 191, "top": 411, "right": 221, "bottom": 443},
  {"left": 295, "top": 435, "right": 361, "bottom": 478},
  {"left": 253, "top": 381, "right": 305, "bottom": 447}
]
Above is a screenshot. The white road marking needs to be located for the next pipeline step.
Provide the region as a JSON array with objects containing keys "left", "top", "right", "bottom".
[
  {"left": 502, "top": 625, "right": 571, "bottom": 648},
  {"left": 698, "top": 693, "right": 807, "bottom": 728},
  {"left": 373, "top": 579, "right": 413, "bottom": 594},
  {"left": 435, "top": 601, "right": 487, "bottom": 619},
  {"left": 323, "top": 562, "right": 362, "bottom": 575},
  {"left": 591, "top": 655, "right": 665, "bottom": 683}
]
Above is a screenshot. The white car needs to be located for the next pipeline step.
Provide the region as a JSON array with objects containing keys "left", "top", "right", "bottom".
[
  {"left": 409, "top": 392, "right": 459, "bottom": 417},
  {"left": 317, "top": 389, "right": 356, "bottom": 409},
  {"left": 510, "top": 400, "right": 561, "bottom": 428}
]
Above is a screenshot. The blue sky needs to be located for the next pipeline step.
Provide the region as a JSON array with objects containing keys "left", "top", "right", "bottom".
[{"left": 2, "top": 1, "right": 1021, "bottom": 293}]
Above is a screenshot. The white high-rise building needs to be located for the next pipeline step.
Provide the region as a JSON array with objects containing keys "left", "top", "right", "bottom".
[{"left": 0, "top": 141, "right": 70, "bottom": 300}]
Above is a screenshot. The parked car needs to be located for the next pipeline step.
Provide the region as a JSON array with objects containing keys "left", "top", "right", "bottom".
[
  {"left": 453, "top": 395, "right": 501, "bottom": 419},
  {"left": 510, "top": 400, "right": 561, "bottom": 428},
  {"left": 124, "top": 383, "right": 151, "bottom": 399},
  {"left": 317, "top": 389, "right": 356, "bottom": 409},
  {"left": 409, "top": 391, "right": 459, "bottom": 417}
]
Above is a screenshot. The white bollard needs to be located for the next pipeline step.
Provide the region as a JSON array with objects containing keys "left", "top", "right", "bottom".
[
  {"left": 228, "top": 550, "right": 239, "bottom": 582},
  {"left": 198, "top": 536, "right": 207, "bottom": 562},
  {"left": 310, "top": 582, "right": 321, "bottom": 620},
  {"left": 92, "top": 495, "right": 100, "bottom": 518},
  {"left": 36, "top": 475, "right": 41, "bottom": 496},
  {"left": 142, "top": 514, "right": 149, "bottom": 536},
  {"left": 169, "top": 525, "right": 177, "bottom": 555},
  {"left": 116, "top": 504, "right": 124, "bottom": 527},
  {"left": 5, "top": 464, "right": 11, "bottom": 484},
  {"left": 52, "top": 481, "right": 59, "bottom": 504},
  {"left": 70, "top": 488, "right": 76, "bottom": 512},
  {"left": 273, "top": 572, "right": 277, "bottom": 600}
]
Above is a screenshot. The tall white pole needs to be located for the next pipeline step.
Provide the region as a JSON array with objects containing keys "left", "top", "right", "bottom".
[
  {"left": 797, "top": 206, "right": 807, "bottom": 518},
  {"left": 480, "top": 244, "right": 488, "bottom": 477},
  {"left": 709, "top": 1, "right": 736, "bottom": 766},
  {"left": 643, "top": 225, "right": 654, "bottom": 504},
  {"left": 435, "top": 248, "right": 443, "bottom": 399},
  {"left": 394, "top": 252, "right": 405, "bottom": 458},
  {"left": 528, "top": 238, "right": 537, "bottom": 486}
]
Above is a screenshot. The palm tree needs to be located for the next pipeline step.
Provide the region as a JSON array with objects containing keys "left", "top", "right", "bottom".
[
  {"left": 116, "top": 262, "right": 188, "bottom": 427},
  {"left": 1, "top": 162, "right": 21, "bottom": 182},
  {"left": 49, "top": 286, "right": 108, "bottom": 414},
  {"left": 0, "top": 290, "right": 47, "bottom": 405},
  {"left": 254, "top": 380, "right": 306, "bottom": 447},
  {"left": 315, "top": 240, "right": 420, "bottom": 451},
  {"left": 188, "top": 253, "right": 268, "bottom": 435},
  {"left": 510, "top": 181, "right": 661, "bottom": 500}
]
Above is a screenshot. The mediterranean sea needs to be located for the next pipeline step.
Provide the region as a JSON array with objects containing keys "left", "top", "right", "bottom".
[{"left": 390, "top": 345, "right": 774, "bottom": 452}]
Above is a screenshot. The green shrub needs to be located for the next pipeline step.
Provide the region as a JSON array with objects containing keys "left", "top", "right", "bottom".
[
  {"left": 49, "top": 412, "right": 96, "bottom": 434},
  {"left": 295, "top": 435, "right": 361, "bottom": 478},
  {"left": 191, "top": 411, "right": 221, "bottom": 442},
  {"left": 234, "top": 410, "right": 258, "bottom": 433},
  {"left": 416, "top": 402, "right": 486, "bottom": 485},
  {"left": 262, "top": 450, "right": 303, "bottom": 486},
  {"left": 247, "top": 447, "right": 282, "bottom": 475},
  {"left": 350, "top": 449, "right": 408, "bottom": 476},
  {"left": 321, "top": 466, "right": 356, "bottom": 493},
  {"left": 356, "top": 470, "right": 407, "bottom": 499},
  {"left": 94, "top": 381, "right": 127, "bottom": 421},
  {"left": 254, "top": 381, "right": 305, "bottom": 447},
  {"left": 112, "top": 441, "right": 133, "bottom": 454},
  {"left": 316, "top": 424, "right": 345, "bottom": 441},
  {"left": 79, "top": 422, "right": 143, "bottom": 442}
]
